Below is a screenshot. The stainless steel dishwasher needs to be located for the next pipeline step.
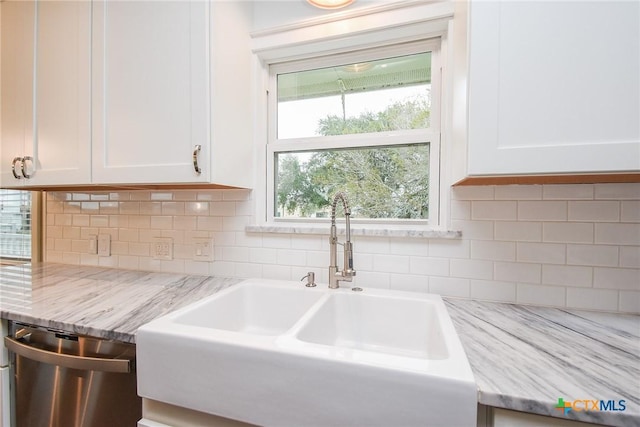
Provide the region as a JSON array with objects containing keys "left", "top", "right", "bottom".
[{"left": 4, "top": 322, "right": 141, "bottom": 427}]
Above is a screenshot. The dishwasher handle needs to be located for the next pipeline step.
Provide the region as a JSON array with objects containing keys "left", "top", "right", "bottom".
[{"left": 4, "top": 336, "right": 132, "bottom": 373}]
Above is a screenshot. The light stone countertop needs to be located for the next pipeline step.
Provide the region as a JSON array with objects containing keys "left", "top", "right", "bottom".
[
  {"left": 0, "top": 262, "right": 241, "bottom": 343},
  {"left": 446, "top": 298, "right": 640, "bottom": 427},
  {"left": 0, "top": 263, "right": 637, "bottom": 426}
]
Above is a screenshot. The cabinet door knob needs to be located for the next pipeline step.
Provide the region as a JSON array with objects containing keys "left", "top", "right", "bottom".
[
  {"left": 193, "top": 145, "right": 202, "bottom": 175},
  {"left": 11, "top": 157, "right": 23, "bottom": 179},
  {"left": 21, "top": 156, "right": 34, "bottom": 179}
]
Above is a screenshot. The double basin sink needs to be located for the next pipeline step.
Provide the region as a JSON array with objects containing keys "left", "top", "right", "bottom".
[{"left": 137, "top": 279, "right": 477, "bottom": 426}]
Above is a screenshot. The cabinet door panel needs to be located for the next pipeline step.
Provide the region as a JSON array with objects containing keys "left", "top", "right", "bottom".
[
  {"left": 30, "top": 0, "right": 91, "bottom": 185},
  {"left": 468, "top": 1, "right": 640, "bottom": 175},
  {"left": 0, "top": 1, "right": 35, "bottom": 188},
  {"left": 92, "top": 1, "right": 210, "bottom": 184}
]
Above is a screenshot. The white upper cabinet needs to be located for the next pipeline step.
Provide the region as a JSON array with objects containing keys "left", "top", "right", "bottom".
[
  {"left": 91, "top": 0, "right": 253, "bottom": 187},
  {"left": 0, "top": 1, "right": 34, "bottom": 188},
  {"left": 1, "top": 1, "right": 91, "bottom": 188},
  {"left": 91, "top": 1, "right": 210, "bottom": 185},
  {"left": 2, "top": 1, "right": 253, "bottom": 189},
  {"left": 464, "top": 0, "right": 640, "bottom": 176}
]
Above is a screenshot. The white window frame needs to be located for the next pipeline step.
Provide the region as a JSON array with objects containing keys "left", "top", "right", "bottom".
[
  {"left": 249, "top": 1, "right": 456, "bottom": 235},
  {"left": 266, "top": 39, "right": 441, "bottom": 226}
]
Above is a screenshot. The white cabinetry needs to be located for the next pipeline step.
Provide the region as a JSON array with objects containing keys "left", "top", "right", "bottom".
[
  {"left": 492, "top": 408, "right": 601, "bottom": 427},
  {"left": 91, "top": 1, "right": 209, "bottom": 185},
  {"left": 2, "top": 1, "right": 253, "bottom": 189},
  {"left": 459, "top": 0, "right": 639, "bottom": 178},
  {"left": 1, "top": 1, "right": 91, "bottom": 188}
]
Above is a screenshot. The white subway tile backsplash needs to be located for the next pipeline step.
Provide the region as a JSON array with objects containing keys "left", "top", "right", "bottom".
[
  {"left": 620, "top": 247, "right": 640, "bottom": 268},
  {"left": 593, "top": 268, "right": 640, "bottom": 291},
  {"left": 150, "top": 192, "right": 173, "bottom": 201},
  {"left": 356, "top": 237, "right": 390, "bottom": 254},
  {"left": 472, "top": 201, "right": 517, "bottom": 220},
  {"left": 542, "top": 223, "right": 593, "bottom": 244},
  {"left": 568, "top": 201, "right": 620, "bottom": 222},
  {"left": 566, "top": 288, "right": 619, "bottom": 311},
  {"left": 389, "top": 274, "right": 429, "bottom": 293},
  {"left": 196, "top": 216, "right": 222, "bottom": 231},
  {"left": 495, "top": 262, "right": 541, "bottom": 284},
  {"left": 161, "top": 202, "right": 185, "bottom": 216},
  {"left": 44, "top": 183, "right": 640, "bottom": 314},
  {"left": 619, "top": 291, "right": 640, "bottom": 313},
  {"left": 621, "top": 201, "right": 640, "bottom": 222},
  {"left": 291, "top": 235, "right": 324, "bottom": 251},
  {"left": 89, "top": 215, "right": 109, "bottom": 228},
  {"left": 196, "top": 191, "right": 223, "bottom": 202},
  {"left": 277, "top": 249, "right": 306, "bottom": 266},
  {"left": 249, "top": 247, "right": 277, "bottom": 264},
  {"left": 542, "top": 265, "right": 592, "bottom": 287},
  {"left": 494, "top": 221, "right": 542, "bottom": 242},
  {"left": 450, "top": 258, "right": 493, "bottom": 280},
  {"left": 429, "top": 239, "right": 470, "bottom": 259},
  {"left": 450, "top": 200, "right": 471, "bottom": 220},
  {"left": 223, "top": 216, "right": 249, "bottom": 231},
  {"left": 139, "top": 202, "right": 162, "bottom": 215},
  {"left": 595, "top": 183, "right": 640, "bottom": 200},
  {"left": 451, "top": 186, "right": 494, "bottom": 200},
  {"left": 451, "top": 220, "right": 494, "bottom": 240},
  {"left": 353, "top": 271, "right": 390, "bottom": 289},
  {"left": 567, "top": 244, "right": 619, "bottom": 267},
  {"left": 517, "top": 283, "right": 565, "bottom": 307},
  {"left": 595, "top": 223, "right": 640, "bottom": 246},
  {"left": 185, "top": 201, "right": 210, "bottom": 216},
  {"left": 543, "top": 184, "right": 593, "bottom": 200},
  {"left": 495, "top": 185, "right": 542, "bottom": 200},
  {"left": 517, "top": 201, "right": 567, "bottom": 221},
  {"left": 470, "top": 240, "right": 516, "bottom": 261},
  {"left": 517, "top": 242, "right": 566, "bottom": 265},
  {"left": 470, "top": 280, "right": 516, "bottom": 302},
  {"left": 429, "top": 277, "right": 470, "bottom": 298},
  {"left": 223, "top": 247, "right": 250, "bottom": 263},
  {"left": 372, "top": 254, "right": 410, "bottom": 274},
  {"left": 388, "top": 239, "right": 429, "bottom": 257},
  {"left": 210, "top": 202, "right": 236, "bottom": 217},
  {"left": 129, "top": 192, "right": 151, "bottom": 201},
  {"left": 409, "top": 257, "right": 450, "bottom": 276},
  {"left": 263, "top": 235, "right": 292, "bottom": 249}
]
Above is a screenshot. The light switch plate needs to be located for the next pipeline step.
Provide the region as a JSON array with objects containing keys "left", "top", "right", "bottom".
[
  {"left": 153, "top": 237, "right": 173, "bottom": 261},
  {"left": 193, "top": 238, "right": 214, "bottom": 261}
]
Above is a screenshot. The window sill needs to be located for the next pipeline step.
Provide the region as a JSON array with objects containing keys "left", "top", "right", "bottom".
[{"left": 245, "top": 224, "right": 461, "bottom": 239}]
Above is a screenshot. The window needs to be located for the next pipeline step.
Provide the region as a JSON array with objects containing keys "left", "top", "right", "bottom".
[
  {"left": 0, "top": 189, "right": 32, "bottom": 262},
  {"left": 267, "top": 39, "right": 441, "bottom": 224}
]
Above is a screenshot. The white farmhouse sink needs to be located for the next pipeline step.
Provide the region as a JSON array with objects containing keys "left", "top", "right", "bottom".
[{"left": 137, "top": 279, "right": 477, "bottom": 427}]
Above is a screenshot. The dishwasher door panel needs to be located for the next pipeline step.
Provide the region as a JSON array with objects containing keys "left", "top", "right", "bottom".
[{"left": 8, "top": 325, "right": 141, "bottom": 427}]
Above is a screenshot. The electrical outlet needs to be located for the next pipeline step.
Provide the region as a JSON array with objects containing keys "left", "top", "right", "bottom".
[
  {"left": 153, "top": 237, "right": 173, "bottom": 260},
  {"left": 193, "top": 238, "right": 214, "bottom": 261},
  {"left": 97, "top": 234, "right": 111, "bottom": 257}
]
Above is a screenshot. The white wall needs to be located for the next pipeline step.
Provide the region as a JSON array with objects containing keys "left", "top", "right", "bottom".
[
  {"left": 251, "top": 0, "right": 392, "bottom": 31},
  {"left": 45, "top": 183, "right": 640, "bottom": 314}
]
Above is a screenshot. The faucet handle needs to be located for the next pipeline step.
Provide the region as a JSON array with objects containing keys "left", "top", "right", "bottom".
[{"left": 300, "top": 272, "right": 316, "bottom": 287}]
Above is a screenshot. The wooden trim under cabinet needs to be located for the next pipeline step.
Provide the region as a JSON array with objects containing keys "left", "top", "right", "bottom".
[{"left": 454, "top": 173, "right": 640, "bottom": 186}]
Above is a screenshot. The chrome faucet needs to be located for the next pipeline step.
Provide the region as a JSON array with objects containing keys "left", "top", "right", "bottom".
[{"left": 329, "top": 192, "right": 356, "bottom": 289}]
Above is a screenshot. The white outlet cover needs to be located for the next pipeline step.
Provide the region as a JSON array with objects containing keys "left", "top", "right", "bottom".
[{"left": 153, "top": 237, "right": 173, "bottom": 261}]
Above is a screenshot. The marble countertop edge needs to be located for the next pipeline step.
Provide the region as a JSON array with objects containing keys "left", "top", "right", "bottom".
[{"left": 245, "top": 224, "right": 462, "bottom": 239}]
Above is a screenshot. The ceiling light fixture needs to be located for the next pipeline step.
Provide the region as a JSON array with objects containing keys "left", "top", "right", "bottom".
[{"left": 307, "top": 0, "right": 355, "bottom": 10}]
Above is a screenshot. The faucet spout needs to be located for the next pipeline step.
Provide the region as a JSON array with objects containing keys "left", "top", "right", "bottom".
[{"left": 329, "top": 192, "right": 356, "bottom": 289}]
